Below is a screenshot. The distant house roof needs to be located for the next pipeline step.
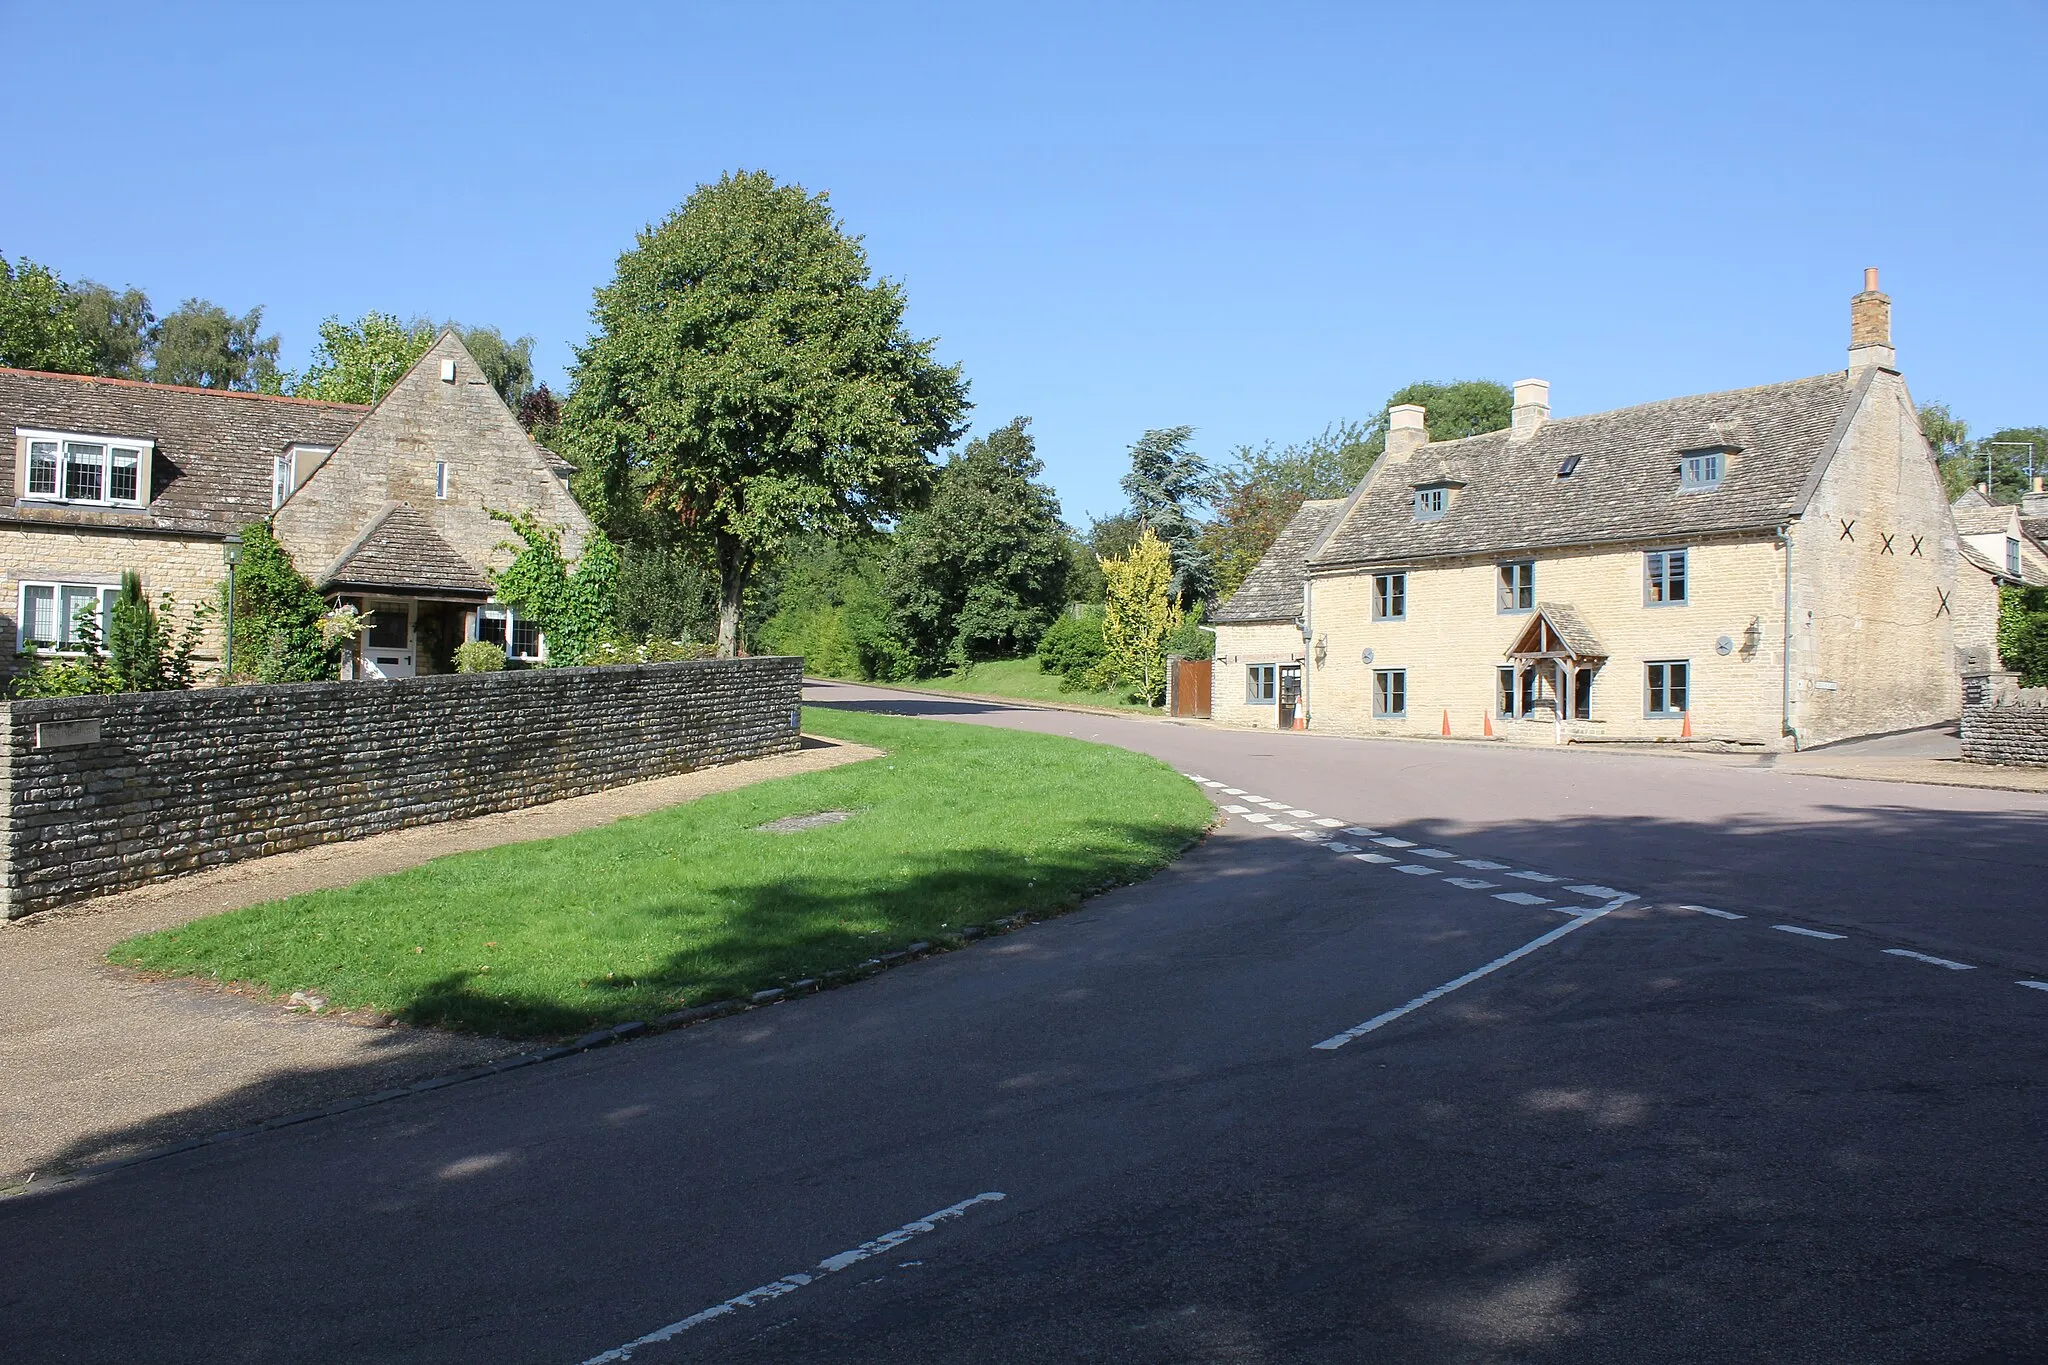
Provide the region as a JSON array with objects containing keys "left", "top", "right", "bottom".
[
  {"left": 1212, "top": 498, "right": 1346, "bottom": 624},
  {"left": 1958, "top": 539, "right": 2048, "bottom": 588},
  {"left": 1310, "top": 373, "right": 1858, "bottom": 569},
  {"left": 0, "top": 367, "right": 367, "bottom": 536},
  {"left": 1952, "top": 500, "right": 2018, "bottom": 537},
  {"left": 2024, "top": 517, "right": 2048, "bottom": 555},
  {"left": 322, "top": 502, "right": 493, "bottom": 597}
]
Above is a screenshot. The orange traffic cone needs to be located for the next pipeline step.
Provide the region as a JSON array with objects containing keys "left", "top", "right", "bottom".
[
  {"left": 1441, "top": 709, "right": 1451, "bottom": 737},
  {"left": 1483, "top": 711, "right": 1494, "bottom": 738},
  {"left": 1680, "top": 710, "right": 1693, "bottom": 738}
]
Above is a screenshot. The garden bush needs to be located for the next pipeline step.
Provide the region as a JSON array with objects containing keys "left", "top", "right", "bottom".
[
  {"left": 1036, "top": 610, "right": 1107, "bottom": 690},
  {"left": 455, "top": 641, "right": 507, "bottom": 673}
]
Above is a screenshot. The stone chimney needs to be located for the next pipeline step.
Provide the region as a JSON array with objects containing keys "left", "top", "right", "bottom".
[
  {"left": 1848, "top": 266, "right": 1895, "bottom": 374},
  {"left": 2026, "top": 475, "right": 2048, "bottom": 518},
  {"left": 1384, "top": 404, "right": 1427, "bottom": 462},
  {"left": 1509, "top": 379, "right": 1550, "bottom": 442}
]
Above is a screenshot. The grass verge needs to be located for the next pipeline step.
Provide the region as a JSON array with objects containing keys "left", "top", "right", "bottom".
[
  {"left": 888, "top": 657, "right": 1161, "bottom": 712},
  {"left": 111, "top": 707, "right": 1209, "bottom": 1038}
]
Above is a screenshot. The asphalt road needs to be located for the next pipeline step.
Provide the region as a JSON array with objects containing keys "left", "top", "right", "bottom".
[{"left": 4, "top": 682, "right": 2045, "bottom": 1364}]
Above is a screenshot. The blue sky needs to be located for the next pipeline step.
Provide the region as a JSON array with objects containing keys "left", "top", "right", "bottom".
[{"left": 5, "top": 2, "right": 2042, "bottom": 520}]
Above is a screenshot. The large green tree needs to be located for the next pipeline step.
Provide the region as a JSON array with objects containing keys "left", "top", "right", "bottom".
[
  {"left": 71, "top": 280, "right": 155, "bottom": 378},
  {"left": 151, "top": 299, "right": 281, "bottom": 391},
  {"left": 290, "top": 312, "right": 438, "bottom": 403},
  {"left": 564, "top": 170, "right": 971, "bottom": 657},
  {"left": 452, "top": 324, "right": 536, "bottom": 407},
  {"left": 888, "top": 416, "right": 1070, "bottom": 671},
  {"left": 1120, "top": 426, "right": 1217, "bottom": 608},
  {"left": 1353, "top": 379, "right": 1513, "bottom": 463},
  {"left": 0, "top": 253, "right": 93, "bottom": 373}
]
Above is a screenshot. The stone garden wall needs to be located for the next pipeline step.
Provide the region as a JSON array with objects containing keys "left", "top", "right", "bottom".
[
  {"left": 1960, "top": 684, "right": 2048, "bottom": 768},
  {"left": 0, "top": 656, "right": 803, "bottom": 918}
]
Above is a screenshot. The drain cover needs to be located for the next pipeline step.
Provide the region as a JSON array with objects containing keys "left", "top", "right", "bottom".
[{"left": 754, "top": 810, "right": 856, "bottom": 833}]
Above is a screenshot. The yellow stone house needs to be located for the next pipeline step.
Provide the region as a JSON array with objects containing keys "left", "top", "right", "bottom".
[{"left": 1212, "top": 271, "right": 1965, "bottom": 750}]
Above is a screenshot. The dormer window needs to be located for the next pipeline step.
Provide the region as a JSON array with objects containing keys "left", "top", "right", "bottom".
[
  {"left": 1413, "top": 486, "right": 1449, "bottom": 521},
  {"left": 1678, "top": 449, "right": 1727, "bottom": 492},
  {"left": 271, "top": 444, "right": 332, "bottom": 509},
  {"left": 18, "top": 429, "right": 152, "bottom": 509}
]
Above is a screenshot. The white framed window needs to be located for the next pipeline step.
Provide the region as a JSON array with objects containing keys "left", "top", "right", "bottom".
[
  {"left": 2008, "top": 538, "right": 2022, "bottom": 577},
  {"left": 18, "top": 580, "right": 120, "bottom": 652},
  {"left": 1646, "top": 548, "right": 1689, "bottom": 605},
  {"left": 1246, "top": 663, "right": 1277, "bottom": 704},
  {"left": 271, "top": 444, "right": 330, "bottom": 510},
  {"left": 18, "top": 429, "right": 152, "bottom": 508},
  {"left": 477, "top": 603, "right": 544, "bottom": 661},
  {"left": 434, "top": 462, "right": 449, "bottom": 499},
  {"left": 1679, "top": 451, "right": 1725, "bottom": 492}
]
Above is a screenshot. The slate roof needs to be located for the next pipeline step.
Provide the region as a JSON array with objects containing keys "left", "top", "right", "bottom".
[
  {"left": 1212, "top": 498, "right": 1346, "bottom": 624},
  {"left": 1952, "top": 501, "right": 2017, "bottom": 537},
  {"left": 0, "top": 368, "right": 367, "bottom": 535},
  {"left": 322, "top": 502, "right": 492, "bottom": 596},
  {"left": 1507, "top": 602, "right": 1608, "bottom": 658},
  {"left": 1310, "top": 373, "right": 1858, "bottom": 569}
]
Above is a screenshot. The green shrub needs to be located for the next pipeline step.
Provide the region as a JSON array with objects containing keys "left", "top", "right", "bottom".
[
  {"left": 14, "top": 572, "right": 207, "bottom": 697},
  {"left": 455, "top": 641, "right": 508, "bottom": 673},
  {"left": 2000, "top": 586, "right": 2048, "bottom": 685},
  {"left": 1163, "top": 601, "right": 1214, "bottom": 661},
  {"left": 1035, "top": 610, "right": 1107, "bottom": 690},
  {"left": 491, "top": 511, "right": 622, "bottom": 665},
  {"left": 225, "top": 522, "right": 334, "bottom": 682},
  {"left": 584, "top": 639, "right": 718, "bottom": 665}
]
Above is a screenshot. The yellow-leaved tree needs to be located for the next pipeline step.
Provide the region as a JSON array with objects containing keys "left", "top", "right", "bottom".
[{"left": 1095, "top": 528, "right": 1182, "bottom": 705}]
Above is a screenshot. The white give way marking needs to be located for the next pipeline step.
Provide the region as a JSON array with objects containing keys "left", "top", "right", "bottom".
[
  {"left": 576, "top": 1192, "right": 1006, "bottom": 1362},
  {"left": 1312, "top": 898, "right": 1629, "bottom": 1051}
]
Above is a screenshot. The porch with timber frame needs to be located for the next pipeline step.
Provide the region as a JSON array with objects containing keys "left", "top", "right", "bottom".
[{"left": 1502, "top": 602, "right": 1608, "bottom": 734}]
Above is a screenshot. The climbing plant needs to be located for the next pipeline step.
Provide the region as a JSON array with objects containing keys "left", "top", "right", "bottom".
[{"left": 491, "top": 511, "right": 621, "bottom": 665}]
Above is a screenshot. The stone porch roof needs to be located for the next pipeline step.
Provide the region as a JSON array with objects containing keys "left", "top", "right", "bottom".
[{"left": 322, "top": 502, "right": 492, "bottom": 597}]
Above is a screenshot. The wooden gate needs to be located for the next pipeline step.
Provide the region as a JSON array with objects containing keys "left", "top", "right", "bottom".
[{"left": 1169, "top": 658, "right": 1212, "bottom": 719}]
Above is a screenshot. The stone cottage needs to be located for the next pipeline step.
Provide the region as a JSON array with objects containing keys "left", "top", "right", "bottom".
[
  {"left": 0, "top": 330, "right": 591, "bottom": 680},
  {"left": 1949, "top": 487, "right": 2048, "bottom": 676},
  {"left": 1212, "top": 270, "right": 1964, "bottom": 750}
]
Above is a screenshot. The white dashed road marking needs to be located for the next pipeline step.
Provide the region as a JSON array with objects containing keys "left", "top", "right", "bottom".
[
  {"left": 1566, "top": 884, "right": 1624, "bottom": 898},
  {"left": 1286, "top": 808, "right": 1317, "bottom": 818},
  {"left": 1372, "top": 837, "right": 1415, "bottom": 849},
  {"left": 1313, "top": 818, "right": 1344, "bottom": 828},
  {"left": 1681, "top": 904, "right": 1745, "bottom": 920},
  {"left": 1413, "top": 848, "right": 1456, "bottom": 859},
  {"left": 1883, "top": 949, "right": 1975, "bottom": 971},
  {"left": 1353, "top": 853, "right": 1399, "bottom": 865},
  {"left": 1773, "top": 925, "right": 1846, "bottom": 941},
  {"left": 1343, "top": 826, "right": 1380, "bottom": 837},
  {"left": 1312, "top": 897, "right": 1628, "bottom": 1050},
  {"left": 576, "top": 1193, "right": 1007, "bottom": 1362},
  {"left": 1507, "top": 871, "right": 1561, "bottom": 883},
  {"left": 1394, "top": 864, "right": 1439, "bottom": 876},
  {"left": 1457, "top": 859, "right": 1509, "bottom": 871},
  {"left": 1326, "top": 842, "right": 1360, "bottom": 853},
  {"left": 1493, "top": 891, "right": 1552, "bottom": 907},
  {"left": 1222, "top": 804, "right": 1250, "bottom": 814},
  {"left": 1445, "top": 877, "right": 1498, "bottom": 890},
  {"left": 1269, "top": 822, "right": 1299, "bottom": 832},
  {"left": 1220, "top": 788, "right": 1245, "bottom": 795},
  {"left": 1243, "top": 814, "right": 1272, "bottom": 824},
  {"left": 2021, "top": 981, "right": 2048, "bottom": 993}
]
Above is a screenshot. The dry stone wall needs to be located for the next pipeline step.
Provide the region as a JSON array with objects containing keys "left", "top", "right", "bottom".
[
  {"left": 1960, "top": 686, "right": 2048, "bottom": 768},
  {"left": 0, "top": 656, "right": 803, "bottom": 918}
]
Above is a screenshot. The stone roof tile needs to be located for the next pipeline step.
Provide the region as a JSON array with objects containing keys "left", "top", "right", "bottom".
[
  {"left": 323, "top": 502, "right": 492, "bottom": 596},
  {"left": 1212, "top": 498, "right": 1346, "bottom": 624}
]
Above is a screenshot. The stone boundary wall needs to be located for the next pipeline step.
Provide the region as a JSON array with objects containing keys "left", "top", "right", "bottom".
[
  {"left": 0, "top": 657, "right": 803, "bottom": 919},
  {"left": 1960, "top": 686, "right": 2048, "bottom": 768}
]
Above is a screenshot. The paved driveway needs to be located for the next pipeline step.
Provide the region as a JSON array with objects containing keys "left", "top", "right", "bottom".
[{"left": 3, "top": 683, "right": 2044, "bottom": 1364}]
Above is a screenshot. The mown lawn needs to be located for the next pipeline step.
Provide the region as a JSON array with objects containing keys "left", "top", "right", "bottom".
[
  {"left": 894, "top": 657, "right": 1161, "bottom": 712},
  {"left": 111, "top": 707, "right": 1209, "bottom": 1038}
]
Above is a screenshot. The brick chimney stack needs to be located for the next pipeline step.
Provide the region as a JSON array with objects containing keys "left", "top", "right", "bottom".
[
  {"left": 1509, "top": 378, "right": 1550, "bottom": 441},
  {"left": 1384, "top": 404, "right": 1427, "bottom": 462},
  {"left": 1849, "top": 266, "right": 1895, "bottom": 375}
]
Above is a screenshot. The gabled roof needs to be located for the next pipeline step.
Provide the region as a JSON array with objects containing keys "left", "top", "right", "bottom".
[
  {"left": 1310, "top": 373, "right": 1859, "bottom": 569},
  {"left": 1952, "top": 499, "right": 2018, "bottom": 537},
  {"left": 1212, "top": 498, "right": 1346, "bottom": 624},
  {"left": 0, "top": 367, "right": 367, "bottom": 535},
  {"left": 322, "top": 502, "right": 492, "bottom": 597},
  {"left": 1506, "top": 603, "right": 1608, "bottom": 659}
]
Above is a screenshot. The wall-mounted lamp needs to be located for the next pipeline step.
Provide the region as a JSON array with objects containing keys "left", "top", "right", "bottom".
[
  {"left": 1742, "top": 615, "right": 1764, "bottom": 658},
  {"left": 1314, "top": 633, "right": 1328, "bottom": 668}
]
